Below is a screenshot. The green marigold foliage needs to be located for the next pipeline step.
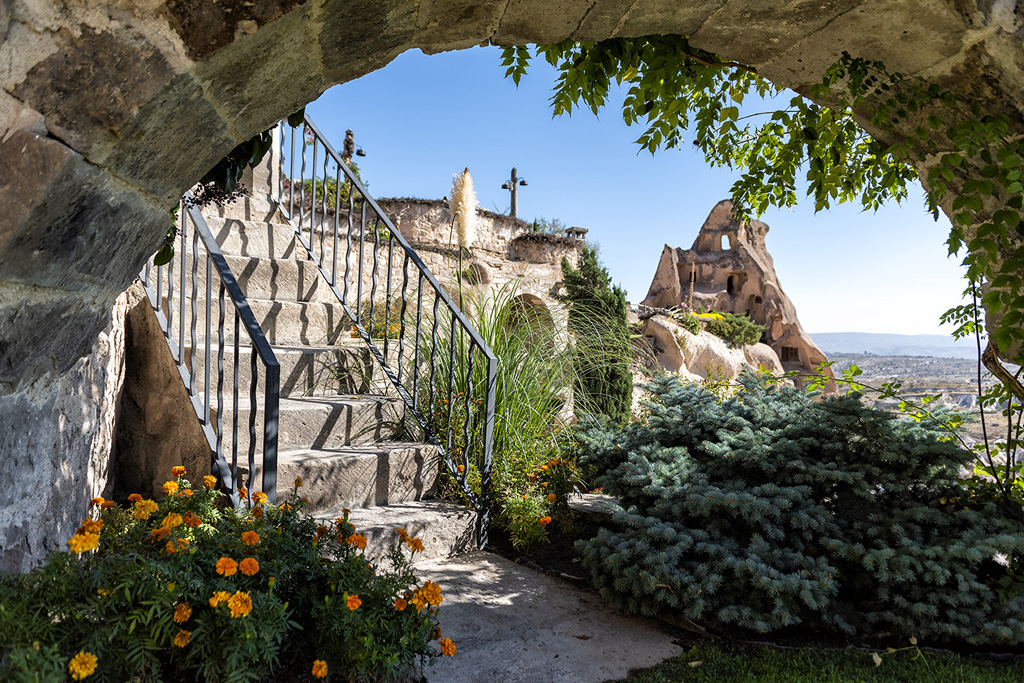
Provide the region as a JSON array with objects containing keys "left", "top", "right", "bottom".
[
  {"left": 556, "top": 248, "right": 633, "bottom": 423},
  {"left": 574, "top": 373, "right": 1024, "bottom": 643},
  {"left": 701, "top": 311, "right": 766, "bottom": 348}
]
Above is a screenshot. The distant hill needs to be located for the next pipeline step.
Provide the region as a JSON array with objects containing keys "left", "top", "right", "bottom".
[{"left": 809, "top": 332, "right": 979, "bottom": 359}]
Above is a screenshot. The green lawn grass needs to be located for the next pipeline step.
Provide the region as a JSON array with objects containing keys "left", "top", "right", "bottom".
[{"left": 617, "top": 642, "right": 1024, "bottom": 682}]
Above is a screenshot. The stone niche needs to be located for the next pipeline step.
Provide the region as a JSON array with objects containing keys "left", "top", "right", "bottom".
[{"left": 641, "top": 200, "right": 832, "bottom": 384}]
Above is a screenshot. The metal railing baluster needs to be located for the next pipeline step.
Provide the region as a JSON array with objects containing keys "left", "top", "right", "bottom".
[
  {"left": 178, "top": 215, "right": 186, "bottom": 362},
  {"left": 396, "top": 253, "right": 409, "bottom": 384},
  {"left": 332, "top": 166, "right": 341, "bottom": 286},
  {"left": 204, "top": 257, "right": 212, "bottom": 425},
  {"left": 189, "top": 226, "right": 198, "bottom": 394},
  {"left": 217, "top": 283, "right": 225, "bottom": 459}
]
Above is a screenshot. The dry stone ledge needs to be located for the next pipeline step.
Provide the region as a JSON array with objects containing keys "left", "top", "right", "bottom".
[{"left": 3, "top": 0, "right": 1024, "bottom": 568}]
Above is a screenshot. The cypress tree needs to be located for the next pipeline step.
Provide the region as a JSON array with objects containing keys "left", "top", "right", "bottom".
[{"left": 557, "top": 248, "right": 632, "bottom": 423}]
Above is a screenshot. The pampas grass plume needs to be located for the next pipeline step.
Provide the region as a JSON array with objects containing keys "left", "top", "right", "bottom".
[{"left": 450, "top": 167, "right": 478, "bottom": 248}]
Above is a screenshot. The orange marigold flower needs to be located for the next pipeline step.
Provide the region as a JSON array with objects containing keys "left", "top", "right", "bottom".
[
  {"left": 172, "top": 466, "right": 186, "bottom": 477},
  {"left": 253, "top": 491, "right": 268, "bottom": 505},
  {"left": 161, "top": 513, "right": 183, "bottom": 529},
  {"left": 173, "top": 602, "right": 192, "bottom": 624},
  {"left": 209, "top": 590, "right": 231, "bottom": 608},
  {"left": 241, "top": 530, "right": 260, "bottom": 546},
  {"left": 546, "top": 493, "right": 557, "bottom": 503},
  {"left": 421, "top": 580, "right": 443, "bottom": 607},
  {"left": 162, "top": 481, "right": 179, "bottom": 496},
  {"left": 68, "top": 532, "right": 99, "bottom": 555},
  {"left": 346, "top": 594, "right": 361, "bottom": 611},
  {"left": 100, "top": 501, "right": 116, "bottom": 511},
  {"left": 439, "top": 637, "right": 456, "bottom": 657},
  {"left": 173, "top": 629, "right": 191, "bottom": 647},
  {"left": 133, "top": 499, "right": 158, "bottom": 520},
  {"left": 228, "top": 591, "right": 253, "bottom": 618},
  {"left": 182, "top": 511, "right": 202, "bottom": 528},
  {"left": 252, "top": 506, "right": 264, "bottom": 519},
  {"left": 316, "top": 525, "right": 329, "bottom": 538},
  {"left": 456, "top": 464, "right": 465, "bottom": 474},
  {"left": 294, "top": 476, "right": 303, "bottom": 488},
  {"left": 394, "top": 597, "right": 407, "bottom": 611},
  {"left": 180, "top": 489, "right": 193, "bottom": 498},
  {"left": 237, "top": 486, "right": 248, "bottom": 500},
  {"left": 216, "top": 557, "right": 238, "bottom": 576},
  {"left": 278, "top": 502, "right": 292, "bottom": 512},
  {"left": 407, "top": 537, "right": 425, "bottom": 553},
  {"left": 538, "top": 516, "right": 552, "bottom": 526},
  {"left": 89, "top": 497, "right": 104, "bottom": 508},
  {"left": 165, "top": 538, "right": 190, "bottom": 554},
  {"left": 396, "top": 527, "right": 409, "bottom": 543},
  {"left": 311, "top": 660, "right": 328, "bottom": 679},
  {"left": 68, "top": 651, "right": 98, "bottom": 680},
  {"left": 203, "top": 475, "right": 217, "bottom": 489},
  {"left": 410, "top": 591, "right": 427, "bottom": 612},
  {"left": 149, "top": 527, "right": 171, "bottom": 542},
  {"left": 128, "top": 493, "right": 143, "bottom": 503},
  {"left": 239, "top": 557, "right": 260, "bottom": 576},
  {"left": 347, "top": 533, "right": 367, "bottom": 550}
]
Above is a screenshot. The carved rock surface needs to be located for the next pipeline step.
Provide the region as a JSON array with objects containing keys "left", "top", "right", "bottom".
[{"left": 642, "top": 200, "right": 831, "bottom": 382}]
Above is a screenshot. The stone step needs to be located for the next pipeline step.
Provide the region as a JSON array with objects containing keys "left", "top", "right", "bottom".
[
  {"left": 318, "top": 499, "right": 477, "bottom": 563},
  {"left": 254, "top": 442, "right": 439, "bottom": 511},
  {"left": 219, "top": 394, "right": 408, "bottom": 452},
  {"left": 162, "top": 296, "right": 347, "bottom": 346},
  {"left": 205, "top": 217, "right": 304, "bottom": 260},
  {"left": 180, "top": 343, "right": 386, "bottom": 397}
]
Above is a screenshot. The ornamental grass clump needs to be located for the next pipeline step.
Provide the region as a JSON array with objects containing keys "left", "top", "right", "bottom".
[
  {"left": 573, "top": 372, "right": 1024, "bottom": 644},
  {"left": 0, "top": 468, "right": 453, "bottom": 682}
]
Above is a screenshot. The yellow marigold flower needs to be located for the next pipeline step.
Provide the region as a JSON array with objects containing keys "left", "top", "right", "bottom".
[
  {"left": 241, "top": 530, "right": 260, "bottom": 546},
  {"left": 96, "top": 588, "right": 109, "bottom": 596},
  {"left": 161, "top": 513, "right": 183, "bottom": 529},
  {"left": 294, "top": 476, "right": 303, "bottom": 488},
  {"left": 421, "top": 580, "right": 443, "bottom": 607},
  {"left": 78, "top": 518, "right": 103, "bottom": 535},
  {"left": 203, "top": 475, "right": 217, "bottom": 489},
  {"left": 239, "top": 557, "right": 260, "bottom": 576},
  {"left": 100, "top": 501, "right": 115, "bottom": 511},
  {"left": 68, "top": 532, "right": 99, "bottom": 555},
  {"left": 173, "top": 629, "right": 191, "bottom": 647},
  {"left": 346, "top": 594, "right": 361, "bottom": 611},
  {"left": 546, "top": 493, "right": 557, "bottom": 503},
  {"left": 216, "top": 557, "right": 238, "bottom": 576},
  {"left": 347, "top": 533, "right": 367, "bottom": 550},
  {"left": 172, "top": 466, "right": 186, "bottom": 477},
  {"left": 410, "top": 591, "right": 427, "bottom": 612},
  {"left": 538, "top": 516, "right": 552, "bottom": 526},
  {"left": 132, "top": 499, "right": 158, "bottom": 520},
  {"left": 162, "top": 481, "right": 179, "bottom": 496},
  {"left": 439, "top": 637, "right": 457, "bottom": 657},
  {"left": 128, "top": 493, "right": 143, "bottom": 503},
  {"left": 209, "top": 591, "right": 231, "bottom": 608},
  {"left": 278, "top": 502, "right": 292, "bottom": 512},
  {"left": 182, "top": 511, "right": 202, "bottom": 528},
  {"left": 394, "top": 597, "right": 407, "bottom": 611},
  {"left": 68, "top": 651, "right": 98, "bottom": 680},
  {"left": 253, "top": 491, "right": 268, "bottom": 505},
  {"left": 228, "top": 590, "right": 253, "bottom": 618},
  {"left": 407, "top": 537, "right": 424, "bottom": 553},
  {"left": 312, "top": 660, "right": 328, "bottom": 679},
  {"left": 89, "top": 497, "right": 104, "bottom": 508},
  {"left": 173, "top": 602, "right": 192, "bottom": 624}
]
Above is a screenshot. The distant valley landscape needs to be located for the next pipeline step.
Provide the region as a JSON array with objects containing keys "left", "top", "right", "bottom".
[{"left": 809, "top": 332, "right": 979, "bottom": 359}]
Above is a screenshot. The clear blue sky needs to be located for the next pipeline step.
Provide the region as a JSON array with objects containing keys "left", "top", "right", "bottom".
[{"left": 306, "top": 46, "right": 967, "bottom": 336}]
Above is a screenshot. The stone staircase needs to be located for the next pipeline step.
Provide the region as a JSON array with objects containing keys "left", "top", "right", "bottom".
[{"left": 191, "top": 206, "right": 477, "bottom": 561}]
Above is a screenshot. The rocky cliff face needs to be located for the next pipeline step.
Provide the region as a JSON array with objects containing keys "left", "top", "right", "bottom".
[{"left": 641, "top": 200, "right": 832, "bottom": 383}]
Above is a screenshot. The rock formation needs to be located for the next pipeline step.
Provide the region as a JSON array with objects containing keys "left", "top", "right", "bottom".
[{"left": 641, "top": 200, "right": 831, "bottom": 382}]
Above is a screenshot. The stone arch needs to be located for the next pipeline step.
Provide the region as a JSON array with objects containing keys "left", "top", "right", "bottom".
[
  {"left": 505, "top": 293, "right": 554, "bottom": 335},
  {"left": 4, "top": 0, "right": 1024, "bottom": 569},
  {"left": 464, "top": 262, "right": 491, "bottom": 285}
]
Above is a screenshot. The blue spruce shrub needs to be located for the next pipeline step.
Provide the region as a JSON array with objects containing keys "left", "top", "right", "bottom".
[{"left": 575, "top": 373, "right": 1024, "bottom": 643}]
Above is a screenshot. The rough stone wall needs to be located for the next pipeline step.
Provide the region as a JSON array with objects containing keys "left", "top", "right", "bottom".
[{"left": 0, "top": 287, "right": 133, "bottom": 573}]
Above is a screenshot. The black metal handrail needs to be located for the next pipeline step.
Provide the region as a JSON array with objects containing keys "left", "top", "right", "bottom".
[
  {"left": 273, "top": 115, "right": 497, "bottom": 544},
  {"left": 140, "top": 197, "right": 280, "bottom": 505}
]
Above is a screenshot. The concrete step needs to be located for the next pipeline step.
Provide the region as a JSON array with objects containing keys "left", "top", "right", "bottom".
[
  {"left": 219, "top": 394, "right": 408, "bottom": 452},
  {"left": 318, "top": 499, "right": 477, "bottom": 563}
]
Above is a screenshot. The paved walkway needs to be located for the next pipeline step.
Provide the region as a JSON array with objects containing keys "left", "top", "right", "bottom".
[{"left": 416, "top": 551, "right": 682, "bottom": 683}]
